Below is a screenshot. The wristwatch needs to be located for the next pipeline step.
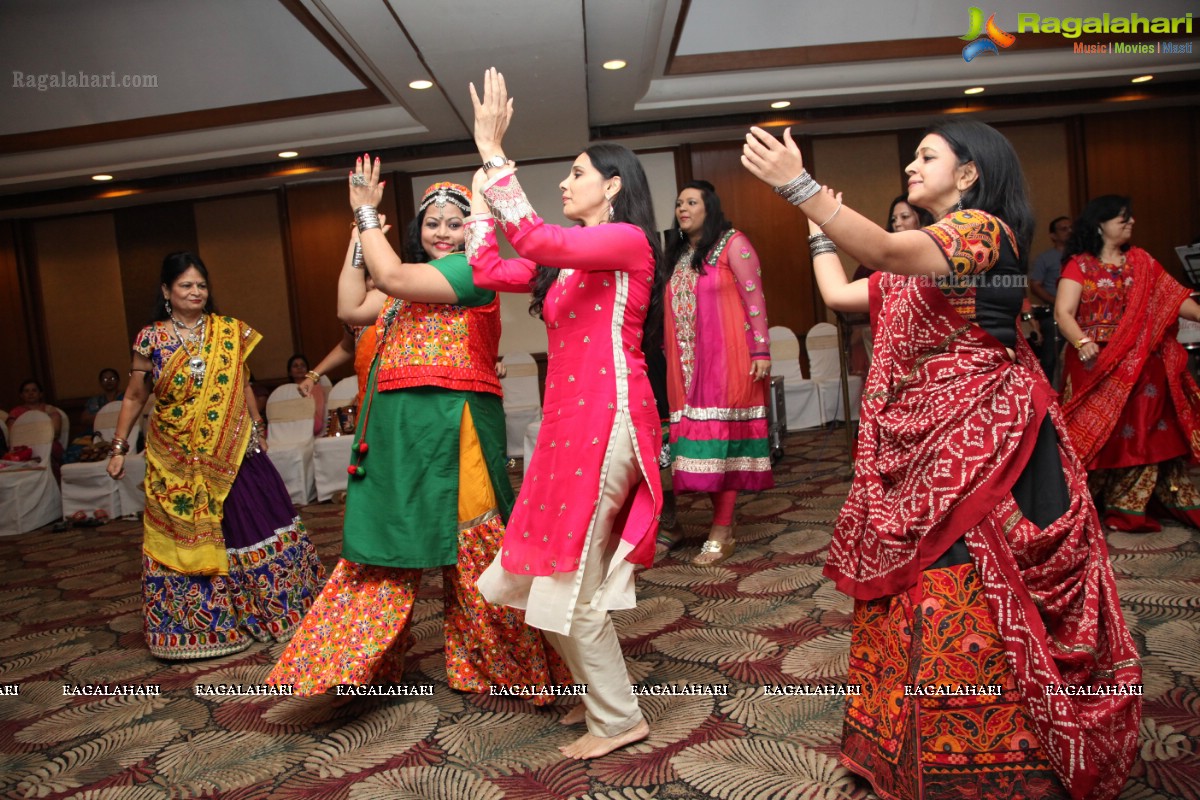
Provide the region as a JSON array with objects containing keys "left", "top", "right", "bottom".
[{"left": 482, "top": 155, "right": 508, "bottom": 172}]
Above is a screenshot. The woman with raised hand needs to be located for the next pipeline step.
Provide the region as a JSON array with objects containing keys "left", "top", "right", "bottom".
[
  {"left": 742, "top": 121, "right": 1139, "bottom": 800},
  {"left": 268, "top": 178, "right": 567, "bottom": 699},
  {"left": 465, "top": 68, "right": 666, "bottom": 759}
]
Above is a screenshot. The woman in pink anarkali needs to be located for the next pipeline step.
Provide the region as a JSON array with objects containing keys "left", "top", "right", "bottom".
[
  {"left": 664, "top": 180, "right": 774, "bottom": 565},
  {"left": 466, "top": 68, "right": 666, "bottom": 761}
]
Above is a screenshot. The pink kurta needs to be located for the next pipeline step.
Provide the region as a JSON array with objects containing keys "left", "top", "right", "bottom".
[{"left": 465, "top": 174, "right": 662, "bottom": 582}]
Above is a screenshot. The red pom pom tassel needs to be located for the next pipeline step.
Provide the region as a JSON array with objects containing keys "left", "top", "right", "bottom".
[{"left": 357, "top": 440, "right": 369, "bottom": 454}]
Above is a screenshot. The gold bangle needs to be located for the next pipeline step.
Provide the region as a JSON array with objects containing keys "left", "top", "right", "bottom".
[
  {"left": 1073, "top": 337, "right": 1093, "bottom": 350},
  {"left": 305, "top": 370, "right": 321, "bottom": 382}
]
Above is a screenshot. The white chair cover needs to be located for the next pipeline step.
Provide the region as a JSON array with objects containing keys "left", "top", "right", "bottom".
[
  {"left": 501, "top": 352, "right": 541, "bottom": 458},
  {"left": 767, "top": 325, "right": 823, "bottom": 430},
  {"left": 266, "top": 383, "right": 316, "bottom": 505},
  {"left": 806, "top": 322, "right": 864, "bottom": 423},
  {"left": 46, "top": 405, "right": 70, "bottom": 449},
  {"left": 312, "top": 376, "right": 360, "bottom": 502},
  {"left": 117, "top": 393, "right": 154, "bottom": 518},
  {"left": 522, "top": 416, "right": 542, "bottom": 476},
  {"left": 61, "top": 400, "right": 124, "bottom": 519},
  {"left": 0, "top": 410, "right": 62, "bottom": 534}
]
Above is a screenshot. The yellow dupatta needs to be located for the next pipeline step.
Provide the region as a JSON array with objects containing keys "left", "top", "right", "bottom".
[{"left": 142, "top": 315, "right": 261, "bottom": 575}]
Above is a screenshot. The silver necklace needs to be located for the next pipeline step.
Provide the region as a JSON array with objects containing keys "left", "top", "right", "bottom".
[{"left": 171, "top": 315, "right": 207, "bottom": 384}]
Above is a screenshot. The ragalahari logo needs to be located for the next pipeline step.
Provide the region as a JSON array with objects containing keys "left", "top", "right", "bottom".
[{"left": 961, "top": 7, "right": 1016, "bottom": 61}]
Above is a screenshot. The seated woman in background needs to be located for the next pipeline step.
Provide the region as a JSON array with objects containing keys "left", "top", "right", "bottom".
[
  {"left": 283, "top": 353, "right": 326, "bottom": 436},
  {"left": 81, "top": 367, "right": 124, "bottom": 432},
  {"left": 850, "top": 195, "right": 934, "bottom": 281},
  {"left": 7, "top": 378, "right": 65, "bottom": 479}
]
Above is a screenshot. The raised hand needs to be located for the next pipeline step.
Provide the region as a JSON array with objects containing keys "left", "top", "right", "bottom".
[
  {"left": 349, "top": 153, "right": 385, "bottom": 212},
  {"left": 742, "top": 126, "right": 806, "bottom": 188},
  {"left": 469, "top": 67, "right": 514, "bottom": 157}
]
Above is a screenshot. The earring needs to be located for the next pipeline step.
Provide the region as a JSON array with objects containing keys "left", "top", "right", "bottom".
[
  {"left": 608, "top": 205, "right": 615, "bottom": 222},
  {"left": 954, "top": 197, "right": 963, "bottom": 213},
  {"left": 165, "top": 300, "right": 172, "bottom": 316},
  {"left": 678, "top": 229, "right": 685, "bottom": 240}
]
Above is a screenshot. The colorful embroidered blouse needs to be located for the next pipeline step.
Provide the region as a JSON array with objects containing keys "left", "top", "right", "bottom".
[
  {"left": 1060, "top": 249, "right": 1142, "bottom": 343},
  {"left": 372, "top": 253, "right": 502, "bottom": 396},
  {"left": 465, "top": 172, "right": 663, "bottom": 577}
]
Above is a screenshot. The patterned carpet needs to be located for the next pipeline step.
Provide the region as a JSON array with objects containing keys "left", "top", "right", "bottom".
[{"left": 1, "top": 429, "right": 1198, "bottom": 800}]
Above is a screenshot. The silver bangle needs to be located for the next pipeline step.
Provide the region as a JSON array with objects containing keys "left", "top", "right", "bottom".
[
  {"left": 817, "top": 198, "right": 843, "bottom": 227},
  {"left": 773, "top": 171, "right": 820, "bottom": 206},
  {"left": 354, "top": 205, "right": 381, "bottom": 234},
  {"left": 351, "top": 241, "right": 365, "bottom": 269},
  {"left": 808, "top": 233, "right": 837, "bottom": 258}
]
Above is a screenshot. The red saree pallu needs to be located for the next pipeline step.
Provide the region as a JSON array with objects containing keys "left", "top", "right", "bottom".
[
  {"left": 829, "top": 270, "right": 1140, "bottom": 800},
  {"left": 1061, "top": 247, "right": 1200, "bottom": 469}
]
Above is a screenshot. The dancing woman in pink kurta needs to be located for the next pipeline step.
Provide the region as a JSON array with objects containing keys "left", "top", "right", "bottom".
[{"left": 466, "top": 68, "right": 665, "bottom": 760}]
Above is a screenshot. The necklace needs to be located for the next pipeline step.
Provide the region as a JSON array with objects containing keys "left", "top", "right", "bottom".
[{"left": 170, "top": 315, "right": 207, "bottom": 384}]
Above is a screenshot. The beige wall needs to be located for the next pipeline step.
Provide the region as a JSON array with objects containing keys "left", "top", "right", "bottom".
[
  {"left": 34, "top": 214, "right": 132, "bottom": 399},
  {"left": 193, "top": 194, "right": 294, "bottom": 381}
]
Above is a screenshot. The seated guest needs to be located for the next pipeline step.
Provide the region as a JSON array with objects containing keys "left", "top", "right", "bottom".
[
  {"left": 81, "top": 367, "right": 124, "bottom": 432},
  {"left": 283, "top": 353, "right": 326, "bottom": 436},
  {"left": 7, "top": 378, "right": 64, "bottom": 479}
]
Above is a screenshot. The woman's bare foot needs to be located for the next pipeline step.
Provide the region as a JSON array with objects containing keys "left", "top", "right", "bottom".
[
  {"left": 559, "top": 718, "right": 649, "bottom": 759},
  {"left": 559, "top": 703, "right": 586, "bottom": 725}
]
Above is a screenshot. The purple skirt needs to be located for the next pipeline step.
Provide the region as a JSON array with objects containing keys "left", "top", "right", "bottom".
[{"left": 142, "top": 451, "right": 326, "bottom": 660}]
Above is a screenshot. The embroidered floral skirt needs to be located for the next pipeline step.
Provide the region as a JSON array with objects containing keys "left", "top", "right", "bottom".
[
  {"left": 142, "top": 452, "right": 326, "bottom": 659},
  {"left": 841, "top": 562, "right": 1068, "bottom": 800},
  {"left": 267, "top": 513, "right": 571, "bottom": 698}
]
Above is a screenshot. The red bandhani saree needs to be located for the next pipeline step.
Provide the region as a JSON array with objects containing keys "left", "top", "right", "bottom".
[
  {"left": 1061, "top": 247, "right": 1200, "bottom": 467},
  {"left": 828, "top": 213, "right": 1141, "bottom": 800}
]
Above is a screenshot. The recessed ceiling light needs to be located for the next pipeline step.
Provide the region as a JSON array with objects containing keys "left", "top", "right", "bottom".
[
  {"left": 409, "top": 79, "right": 433, "bottom": 90},
  {"left": 277, "top": 151, "right": 299, "bottom": 159},
  {"left": 770, "top": 100, "right": 791, "bottom": 109},
  {"left": 92, "top": 174, "right": 114, "bottom": 181},
  {"left": 602, "top": 60, "right": 627, "bottom": 70},
  {"left": 964, "top": 86, "right": 985, "bottom": 95},
  {"left": 1131, "top": 74, "right": 1153, "bottom": 83}
]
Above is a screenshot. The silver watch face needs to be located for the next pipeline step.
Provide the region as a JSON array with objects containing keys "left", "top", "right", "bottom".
[{"left": 484, "top": 156, "right": 506, "bottom": 170}]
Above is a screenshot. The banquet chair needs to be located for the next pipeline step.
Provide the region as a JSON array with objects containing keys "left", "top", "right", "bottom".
[
  {"left": 266, "top": 384, "right": 317, "bottom": 505},
  {"left": 313, "top": 376, "right": 358, "bottom": 502},
  {"left": 60, "top": 400, "right": 124, "bottom": 519},
  {"left": 47, "top": 405, "right": 70, "bottom": 450},
  {"left": 806, "top": 322, "right": 863, "bottom": 424},
  {"left": 0, "top": 410, "right": 62, "bottom": 534},
  {"left": 116, "top": 393, "right": 155, "bottom": 518},
  {"left": 500, "top": 352, "right": 541, "bottom": 458},
  {"left": 767, "top": 325, "right": 823, "bottom": 430}
]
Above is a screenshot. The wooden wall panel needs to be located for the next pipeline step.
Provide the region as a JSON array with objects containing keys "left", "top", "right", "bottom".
[
  {"left": 33, "top": 214, "right": 131, "bottom": 401},
  {"left": 283, "top": 179, "right": 403, "bottom": 382},
  {"left": 194, "top": 194, "right": 293, "bottom": 382},
  {"left": 113, "top": 202, "right": 198, "bottom": 343},
  {"left": 690, "top": 141, "right": 818, "bottom": 354},
  {"left": 998, "top": 122, "right": 1073, "bottom": 260},
  {"left": 812, "top": 134, "right": 902, "bottom": 288},
  {"left": 0, "top": 222, "right": 36, "bottom": 405},
  {"left": 1082, "top": 108, "right": 1199, "bottom": 278}
]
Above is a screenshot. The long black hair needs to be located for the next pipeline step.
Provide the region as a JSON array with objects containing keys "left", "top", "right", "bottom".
[
  {"left": 664, "top": 180, "right": 734, "bottom": 275},
  {"left": 885, "top": 194, "right": 934, "bottom": 232},
  {"left": 925, "top": 120, "right": 1034, "bottom": 269},
  {"left": 529, "top": 143, "right": 666, "bottom": 339},
  {"left": 152, "top": 251, "right": 216, "bottom": 322},
  {"left": 1062, "top": 195, "right": 1133, "bottom": 263}
]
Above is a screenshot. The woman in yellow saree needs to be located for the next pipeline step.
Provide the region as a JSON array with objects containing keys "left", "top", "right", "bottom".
[{"left": 108, "top": 252, "right": 325, "bottom": 659}]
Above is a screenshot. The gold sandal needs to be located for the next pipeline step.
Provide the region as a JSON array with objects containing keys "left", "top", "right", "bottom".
[{"left": 691, "top": 538, "right": 735, "bottom": 566}]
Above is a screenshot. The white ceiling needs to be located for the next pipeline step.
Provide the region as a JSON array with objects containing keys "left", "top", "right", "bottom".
[{"left": 1, "top": 0, "right": 1196, "bottom": 218}]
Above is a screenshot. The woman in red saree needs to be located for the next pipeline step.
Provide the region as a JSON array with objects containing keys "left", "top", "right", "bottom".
[
  {"left": 743, "top": 120, "right": 1140, "bottom": 800},
  {"left": 1056, "top": 195, "right": 1200, "bottom": 532}
]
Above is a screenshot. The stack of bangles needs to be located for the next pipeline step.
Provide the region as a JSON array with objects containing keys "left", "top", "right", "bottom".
[
  {"left": 809, "top": 233, "right": 837, "bottom": 259},
  {"left": 254, "top": 420, "right": 267, "bottom": 433},
  {"left": 305, "top": 370, "right": 321, "bottom": 383},
  {"left": 354, "top": 205, "right": 380, "bottom": 233},
  {"left": 109, "top": 436, "right": 130, "bottom": 459},
  {"left": 774, "top": 171, "right": 821, "bottom": 206}
]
